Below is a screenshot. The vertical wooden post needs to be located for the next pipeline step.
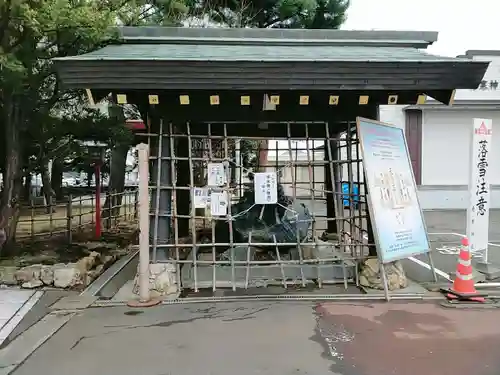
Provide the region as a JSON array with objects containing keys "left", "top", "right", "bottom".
[
  {"left": 127, "top": 142, "right": 160, "bottom": 308},
  {"left": 134, "top": 190, "right": 138, "bottom": 220},
  {"left": 30, "top": 200, "right": 35, "bottom": 241},
  {"left": 105, "top": 189, "right": 111, "bottom": 230},
  {"left": 66, "top": 194, "right": 73, "bottom": 243},
  {"left": 95, "top": 163, "right": 102, "bottom": 239}
]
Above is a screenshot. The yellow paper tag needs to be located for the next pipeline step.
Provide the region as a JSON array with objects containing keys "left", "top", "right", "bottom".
[
  {"left": 299, "top": 95, "right": 309, "bottom": 105},
  {"left": 388, "top": 95, "right": 398, "bottom": 105},
  {"left": 329, "top": 95, "right": 339, "bottom": 105},
  {"left": 179, "top": 95, "right": 190, "bottom": 105},
  {"left": 116, "top": 94, "right": 127, "bottom": 104},
  {"left": 148, "top": 95, "right": 159, "bottom": 105},
  {"left": 359, "top": 95, "right": 369, "bottom": 105},
  {"left": 240, "top": 96, "right": 250, "bottom": 106},
  {"left": 210, "top": 95, "right": 220, "bottom": 105}
]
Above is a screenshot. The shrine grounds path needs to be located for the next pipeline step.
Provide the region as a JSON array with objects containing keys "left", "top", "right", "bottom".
[{"left": 9, "top": 300, "right": 500, "bottom": 375}]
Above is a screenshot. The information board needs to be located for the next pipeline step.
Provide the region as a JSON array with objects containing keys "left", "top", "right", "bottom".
[{"left": 357, "top": 117, "right": 430, "bottom": 263}]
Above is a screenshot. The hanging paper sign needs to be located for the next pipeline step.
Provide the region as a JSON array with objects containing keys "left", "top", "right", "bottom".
[
  {"left": 254, "top": 172, "right": 278, "bottom": 205},
  {"left": 193, "top": 187, "right": 209, "bottom": 209},
  {"left": 207, "top": 163, "right": 227, "bottom": 187},
  {"left": 210, "top": 191, "right": 228, "bottom": 216}
]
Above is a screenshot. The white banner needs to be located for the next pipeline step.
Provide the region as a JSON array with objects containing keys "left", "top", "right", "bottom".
[{"left": 467, "top": 118, "right": 493, "bottom": 262}]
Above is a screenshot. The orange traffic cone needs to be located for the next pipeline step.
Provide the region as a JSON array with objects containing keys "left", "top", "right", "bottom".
[{"left": 446, "top": 237, "right": 485, "bottom": 302}]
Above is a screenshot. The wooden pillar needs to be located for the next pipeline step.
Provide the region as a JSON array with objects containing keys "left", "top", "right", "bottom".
[{"left": 148, "top": 110, "right": 172, "bottom": 261}]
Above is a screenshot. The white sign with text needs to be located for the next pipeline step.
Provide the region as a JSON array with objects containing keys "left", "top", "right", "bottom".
[
  {"left": 467, "top": 118, "right": 493, "bottom": 262},
  {"left": 254, "top": 172, "right": 278, "bottom": 205}
]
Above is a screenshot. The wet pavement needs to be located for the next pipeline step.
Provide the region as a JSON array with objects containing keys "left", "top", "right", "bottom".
[
  {"left": 403, "top": 210, "right": 500, "bottom": 283},
  {"left": 9, "top": 301, "right": 500, "bottom": 375},
  {"left": 317, "top": 302, "right": 500, "bottom": 375}
]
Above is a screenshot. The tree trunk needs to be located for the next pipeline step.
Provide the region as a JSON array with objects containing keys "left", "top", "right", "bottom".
[
  {"left": 40, "top": 160, "right": 55, "bottom": 213},
  {"left": 0, "top": 94, "right": 24, "bottom": 255},
  {"left": 86, "top": 168, "right": 93, "bottom": 187},
  {"left": 102, "top": 144, "right": 129, "bottom": 227},
  {"left": 51, "top": 160, "right": 64, "bottom": 201}
]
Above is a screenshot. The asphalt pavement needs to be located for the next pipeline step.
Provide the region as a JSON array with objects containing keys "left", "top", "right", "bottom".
[
  {"left": 402, "top": 210, "right": 500, "bottom": 283},
  {"left": 9, "top": 301, "right": 500, "bottom": 375}
]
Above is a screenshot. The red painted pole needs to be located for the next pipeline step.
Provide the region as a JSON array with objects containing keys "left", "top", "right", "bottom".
[{"left": 95, "top": 163, "right": 101, "bottom": 239}]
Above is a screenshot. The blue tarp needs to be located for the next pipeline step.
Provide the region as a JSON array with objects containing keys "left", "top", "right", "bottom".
[{"left": 342, "top": 182, "right": 360, "bottom": 207}]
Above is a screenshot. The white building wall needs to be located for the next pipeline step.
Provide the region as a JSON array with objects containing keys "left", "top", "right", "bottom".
[
  {"left": 379, "top": 105, "right": 406, "bottom": 131},
  {"left": 419, "top": 109, "right": 500, "bottom": 209},
  {"left": 268, "top": 149, "right": 325, "bottom": 198},
  {"left": 422, "top": 110, "right": 500, "bottom": 186}
]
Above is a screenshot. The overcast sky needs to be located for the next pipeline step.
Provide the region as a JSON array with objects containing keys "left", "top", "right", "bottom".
[{"left": 342, "top": 0, "right": 500, "bottom": 57}]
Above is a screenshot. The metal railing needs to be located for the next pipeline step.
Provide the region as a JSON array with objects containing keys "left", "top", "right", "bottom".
[{"left": 16, "top": 189, "right": 138, "bottom": 242}]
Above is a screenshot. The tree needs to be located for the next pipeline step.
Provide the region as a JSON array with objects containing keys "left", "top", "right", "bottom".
[
  {"left": 196, "top": 0, "right": 349, "bottom": 28},
  {"left": 0, "top": 0, "right": 118, "bottom": 252},
  {"left": 0, "top": 0, "right": 195, "bottom": 254}
]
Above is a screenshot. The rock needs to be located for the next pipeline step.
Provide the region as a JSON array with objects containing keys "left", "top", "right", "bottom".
[
  {"left": 21, "top": 279, "right": 43, "bottom": 289},
  {"left": 301, "top": 240, "right": 343, "bottom": 260},
  {"left": 133, "top": 263, "right": 178, "bottom": 298},
  {"left": 95, "top": 264, "right": 104, "bottom": 274},
  {"left": 102, "top": 255, "right": 115, "bottom": 266},
  {"left": 40, "top": 266, "right": 54, "bottom": 285},
  {"left": 76, "top": 242, "right": 117, "bottom": 251},
  {"left": 53, "top": 263, "right": 84, "bottom": 288},
  {"left": 321, "top": 231, "right": 354, "bottom": 245},
  {"left": 109, "top": 247, "right": 129, "bottom": 258},
  {"left": 76, "top": 251, "right": 100, "bottom": 273},
  {"left": 219, "top": 246, "right": 258, "bottom": 262},
  {"left": 359, "top": 258, "right": 408, "bottom": 291},
  {"left": 15, "top": 265, "right": 42, "bottom": 283},
  {"left": 321, "top": 232, "right": 341, "bottom": 242},
  {"left": 86, "top": 264, "right": 105, "bottom": 285},
  {"left": 0, "top": 266, "right": 19, "bottom": 285}
]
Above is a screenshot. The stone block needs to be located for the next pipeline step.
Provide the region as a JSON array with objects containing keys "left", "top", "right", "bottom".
[
  {"left": 14, "top": 265, "right": 42, "bottom": 283},
  {"left": 359, "top": 258, "right": 408, "bottom": 291},
  {"left": 0, "top": 266, "right": 18, "bottom": 285},
  {"left": 53, "top": 263, "right": 84, "bottom": 289}
]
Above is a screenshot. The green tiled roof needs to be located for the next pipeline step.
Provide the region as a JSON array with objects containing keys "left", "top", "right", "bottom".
[{"left": 58, "top": 43, "right": 460, "bottom": 62}]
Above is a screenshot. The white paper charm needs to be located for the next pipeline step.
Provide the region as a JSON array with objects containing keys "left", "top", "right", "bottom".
[
  {"left": 210, "top": 191, "right": 228, "bottom": 216},
  {"left": 254, "top": 172, "right": 278, "bottom": 205},
  {"left": 207, "top": 163, "right": 227, "bottom": 187},
  {"left": 193, "top": 187, "right": 208, "bottom": 209}
]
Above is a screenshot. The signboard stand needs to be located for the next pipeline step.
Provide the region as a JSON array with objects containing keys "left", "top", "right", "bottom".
[
  {"left": 379, "top": 262, "right": 391, "bottom": 301},
  {"left": 357, "top": 117, "right": 437, "bottom": 301},
  {"left": 468, "top": 118, "right": 500, "bottom": 279}
]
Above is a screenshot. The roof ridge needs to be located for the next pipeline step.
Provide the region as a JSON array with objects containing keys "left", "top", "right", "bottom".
[{"left": 117, "top": 27, "right": 438, "bottom": 49}]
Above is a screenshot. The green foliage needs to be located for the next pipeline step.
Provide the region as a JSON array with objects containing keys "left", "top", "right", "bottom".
[
  {"left": 0, "top": 0, "right": 350, "bottom": 180},
  {"left": 240, "top": 139, "right": 259, "bottom": 170},
  {"left": 197, "top": 0, "right": 349, "bottom": 28},
  {"left": 0, "top": 0, "right": 194, "bottom": 178}
]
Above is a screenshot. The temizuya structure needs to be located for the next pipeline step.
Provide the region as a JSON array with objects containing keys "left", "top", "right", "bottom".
[{"left": 53, "top": 27, "right": 488, "bottom": 294}]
